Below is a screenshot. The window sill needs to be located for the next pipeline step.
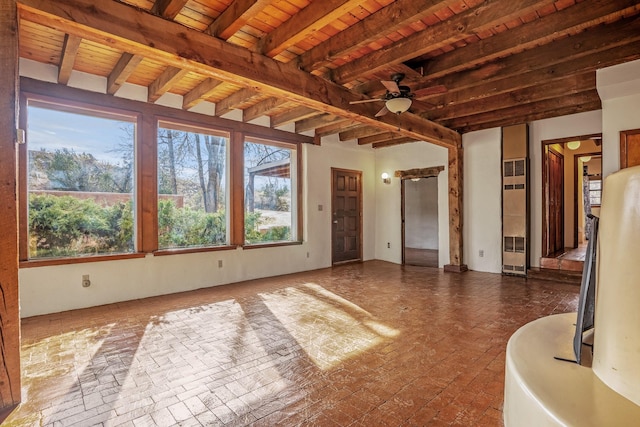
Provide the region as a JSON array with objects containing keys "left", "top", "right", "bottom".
[
  {"left": 19, "top": 252, "right": 147, "bottom": 268},
  {"left": 242, "top": 241, "right": 303, "bottom": 250},
  {"left": 153, "top": 245, "right": 238, "bottom": 256}
]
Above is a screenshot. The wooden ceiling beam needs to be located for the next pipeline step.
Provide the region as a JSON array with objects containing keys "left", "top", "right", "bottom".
[
  {"left": 458, "top": 100, "right": 604, "bottom": 134},
  {"left": 206, "top": 0, "right": 270, "bottom": 40},
  {"left": 18, "top": 0, "right": 460, "bottom": 148},
  {"left": 418, "top": 0, "right": 640, "bottom": 80},
  {"left": 148, "top": 66, "right": 189, "bottom": 103},
  {"left": 443, "top": 90, "right": 602, "bottom": 130},
  {"left": 182, "top": 77, "right": 224, "bottom": 109},
  {"left": 58, "top": 34, "right": 81, "bottom": 85},
  {"left": 314, "top": 119, "right": 360, "bottom": 138},
  {"left": 297, "top": 0, "right": 453, "bottom": 72},
  {"left": 427, "top": 73, "right": 596, "bottom": 122},
  {"left": 107, "top": 53, "right": 143, "bottom": 95},
  {"left": 271, "top": 106, "right": 321, "bottom": 128},
  {"left": 242, "top": 97, "right": 288, "bottom": 122},
  {"left": 339, "top": 125, "right": 382, "bottom": 141},
  {"left": 295, "top": 114, "right": 342, "bottom": 133},
  {"left": 152, "top": 0, "right": 188, "bottom": 20},
  {"left": 358, "top": 132, "right": 402, "bottom": 145},
  {"left": 330, "top": 0, "right": 552, "bottom": 84},
  {"left": 372, "top": 137, "right": 417, "bottom": 149},
  {"left": 215, "top": 88, "right": 261, "bottom": 117},
  {"left": 417, "top": 15, "right": 640, "bottom": 112},
  {"left": 258, "top": 0, "right": 364, "bottom": 58},
  {"left": 408, "top": 15, "right": 640, "bottom": 105}
]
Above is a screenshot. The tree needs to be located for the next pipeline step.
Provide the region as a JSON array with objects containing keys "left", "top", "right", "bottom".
[{"left": 194, "top": 133, "right": 225, "bottom": 213}]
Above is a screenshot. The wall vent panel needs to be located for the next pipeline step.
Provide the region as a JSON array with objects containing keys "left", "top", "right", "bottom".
[{"left": 502, "top": 125, "right": 529, "bottom": 276}]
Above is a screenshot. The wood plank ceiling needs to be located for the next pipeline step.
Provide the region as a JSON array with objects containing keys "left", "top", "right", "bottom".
[{"left": 16, "top": 0, "right": 640, "bottom": 148}]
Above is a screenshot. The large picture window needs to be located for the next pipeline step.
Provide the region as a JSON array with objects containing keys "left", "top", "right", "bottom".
[
  {"left": 26, "top": 100, "right": 137, "bottom": 259},
  {"left": 157, "top": 121, "right": 229, "bottom": 249},
  {"left": 20, "top": 81, "right": 307, "bottom": 265},
  {"left": 244, "top": 138, "right": 297, "bottom": 245}
]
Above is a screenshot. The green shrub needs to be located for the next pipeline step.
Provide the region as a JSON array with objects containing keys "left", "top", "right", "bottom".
[{"left": 29, "top": 193, "right": 133, "bottom": 257}]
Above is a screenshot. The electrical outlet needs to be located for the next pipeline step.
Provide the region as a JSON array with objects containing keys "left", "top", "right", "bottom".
[
  {"left": 218, "top": 260, "right": 223, "bottom": 268},
  {"left": 479, "top": 249, "right": 484, "bottom": 258},
  {"left": 82, "top": 275, "right": 91, "bottom": 288},
  {"left": 387, "top": 242, "right": 391, "bottom": 249},
  {"left": 306, "top": 252, "right": 310, "bottom": 258}
]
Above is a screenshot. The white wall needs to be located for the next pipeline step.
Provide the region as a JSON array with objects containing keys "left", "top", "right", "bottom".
[
  {"left": 18, "top": 61, "right": 377, "bottom": 317},
  {"left": 601, "top": 93, "right": 640, "bottom": 178},
  {"left": 19, "top": 136, "right": 376, "bottom": 318},
  {"left": 373, "top": 142, "right": 449, "bottom": 267},
  {"left": 463, "top": 128, "right": 502, "bottom": 273},
  {"left": 598, "top": 59, "right": 640, "bottom": 178}
]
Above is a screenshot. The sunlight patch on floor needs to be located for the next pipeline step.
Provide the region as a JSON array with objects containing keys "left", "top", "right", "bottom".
[{"left": 260, "top": 283, "right": 399, "bottom": 370}]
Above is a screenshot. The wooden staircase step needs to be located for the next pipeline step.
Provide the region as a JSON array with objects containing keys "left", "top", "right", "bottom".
[{"left": 527, "top": 267, "right": 582, "bottom": 285}]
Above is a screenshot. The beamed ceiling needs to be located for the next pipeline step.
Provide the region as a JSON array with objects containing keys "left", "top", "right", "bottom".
[{"left": 16, "top": 0, "right": 640, "bottom": 148}]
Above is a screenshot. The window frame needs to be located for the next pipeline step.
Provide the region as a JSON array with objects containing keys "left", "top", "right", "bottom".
[
  {"left": 240, "top": 135, "right": 302, "bottom": 247},
  {"left": 155, "top": 118, "right": 232, "bottom": 253},
  {"left": 588, "top": 175, "right": 602, "bottom": 207},
  {"left": 19, "top": 79, "right": 308, "bottom": 267},
  {"left": 19, "top": 93, "right": 144, "bottom": 265}
]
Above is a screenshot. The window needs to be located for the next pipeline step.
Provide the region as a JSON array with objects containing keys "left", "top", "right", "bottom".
[
  {"left": 26, "top": 100, "right": 137, "bottom": 259},
  {"left": 244, "top": 138, "right": 297, "bottom": 244},
  {"left": 157, "top": 121, "right": 229, "bottom": 249},
  {"left": 20, "top": 82, "right": 307, "bottom": 264},
  {"left": 588, "top": 176, "right": 602, "bottom": 206}
]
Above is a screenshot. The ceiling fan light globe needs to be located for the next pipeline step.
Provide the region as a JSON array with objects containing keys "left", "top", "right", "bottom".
[{"left": 385, "top": 97, "right": 412, "bottom": 114}]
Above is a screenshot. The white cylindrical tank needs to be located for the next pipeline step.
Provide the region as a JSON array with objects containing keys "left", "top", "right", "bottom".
[{"left": 593, "top": 165, "right": 640, "bottom": 406}]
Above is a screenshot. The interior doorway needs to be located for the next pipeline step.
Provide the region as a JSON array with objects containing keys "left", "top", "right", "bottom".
[
  {"left": 541, "top": 134, "right": 602, "bottom": 270},
  {"left": 402, "top": 176, "right": 439, "bottom": 267},
  {"left": 331, "top": 168, "right": 362, "bottom": 264}
]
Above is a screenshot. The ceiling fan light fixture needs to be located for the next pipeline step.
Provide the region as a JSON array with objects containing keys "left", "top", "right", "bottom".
[{"left": 385, "top": 97, "right": 412, "bottom": 114}]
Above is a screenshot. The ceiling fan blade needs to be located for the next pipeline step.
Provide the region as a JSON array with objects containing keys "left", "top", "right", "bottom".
[
  {"left": 375, "top": 105, "right": 389, "bottom": 117},
  {"left": 413, "top": 84, "right": 447, "bottom": 98},
  {"left": 349, "top": 98, "right": 383, "bottom": 104},
  {"left": 381, "top": 80, "right": 401, "bottom": 95}
]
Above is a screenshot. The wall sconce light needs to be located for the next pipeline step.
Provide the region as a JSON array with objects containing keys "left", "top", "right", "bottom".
[
  {"left": 381, "top": 172, "right": 391, "bottom": 184},
  {"left": 567, "top": 141, "right": 581, "bottom": 150}
]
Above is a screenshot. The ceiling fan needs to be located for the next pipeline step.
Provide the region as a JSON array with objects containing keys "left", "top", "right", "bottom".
[{"left": 349, "top": 73, "right": 415, "bottom": 117}]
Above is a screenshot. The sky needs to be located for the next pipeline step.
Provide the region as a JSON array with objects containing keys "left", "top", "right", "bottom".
[{"left": 27, "top": 105, "right": 134, "bottom": 165}]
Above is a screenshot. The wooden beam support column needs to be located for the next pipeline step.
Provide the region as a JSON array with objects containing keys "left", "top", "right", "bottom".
[
  {"left": 444, "top": 145, "right": 468, "bottom": 273},
  {"left": 0, "top": 0, "right": 22, "bottom": 418}
]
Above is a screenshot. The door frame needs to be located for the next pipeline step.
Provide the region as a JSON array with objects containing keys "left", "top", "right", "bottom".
[
  {"left": 397, "top": 166, "right": 444, "bottom": 266},
  {"left": 401, "top": 176, "right": 440, "bottom": 267},
  {"left": 331, "top": 167, "right": 363, "bottom": 265},
  {"left": 541, "top": 134, "right": 600, "bottom": 257}
]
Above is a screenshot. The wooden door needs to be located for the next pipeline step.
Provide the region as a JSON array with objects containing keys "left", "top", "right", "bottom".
[
  {"left": 547, "top": 148, "right": 564, "bottom": 255},
  {"left": 332, "top": 168, "right": 362, "bottom": 264},
  {"left": 620, "top": 128, "right": 640, "bottom": 169}
]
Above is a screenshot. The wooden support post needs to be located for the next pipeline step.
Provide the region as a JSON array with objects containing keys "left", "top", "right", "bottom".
[
  {"left": 444, "top": 145, "right": 468, "bottom": 273},
  {"left": 0, "top": 0, "right": 22, "bottom": 418}
]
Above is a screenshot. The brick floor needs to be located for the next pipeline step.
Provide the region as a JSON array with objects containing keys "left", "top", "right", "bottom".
[{"left": 4, "top": 261, "right": 579, "bottom": 426}]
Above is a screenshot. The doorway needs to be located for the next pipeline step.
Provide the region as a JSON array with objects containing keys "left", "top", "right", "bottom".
[
  {"left": 331, "top": 168, "right": 362, "bottom": 264},
  {"left": 402, "top": 176, "right": 439, "bottom": 267},
  {"left": 541, "top": 134, "right": 602, "bottom": 270}
]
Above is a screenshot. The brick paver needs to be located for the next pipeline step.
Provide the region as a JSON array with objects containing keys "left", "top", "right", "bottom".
[{"left": 4, "top": 261, "right": 578, "bottom": 426}]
